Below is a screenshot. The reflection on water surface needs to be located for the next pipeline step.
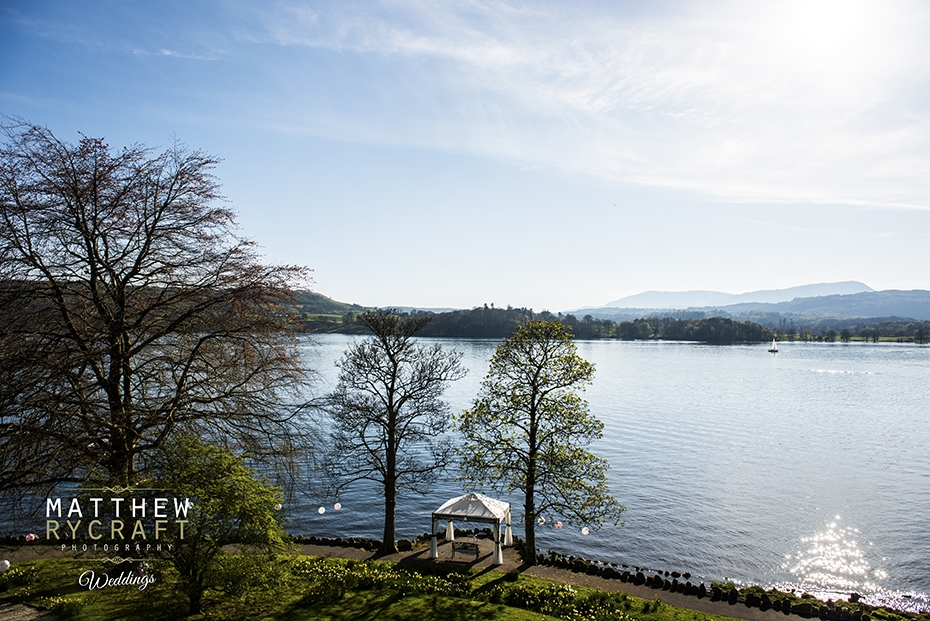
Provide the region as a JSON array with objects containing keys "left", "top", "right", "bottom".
[
  {"left": 777, "top": 518, "right": 926, "bottom": 612},
  {"left": 781, "top": 517, "right": 884, "bottom": 597}
]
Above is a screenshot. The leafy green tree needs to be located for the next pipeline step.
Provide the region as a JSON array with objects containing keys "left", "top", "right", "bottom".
[
  {"left": 323, "top": 309, "right": 466, "bottom": 555},
  {"left": 152, "top": 436, "right": 286, "bottom": 615},
  {"left": 862, "top": 327, "right": 881, "bottom": 343},
  {"left": 456, "top": 321, "right": 624, "bottom": 565}
]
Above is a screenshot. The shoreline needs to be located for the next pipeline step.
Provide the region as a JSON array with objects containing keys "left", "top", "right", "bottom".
[
  {"left": 0, "top": 541, "right": 792, "bottom": 621},
  {"left": 283, "top": 532, "right": 930, "bottom": 617},
  {"left": 8, "top": 534, "right": 926, "bottom": 621}
]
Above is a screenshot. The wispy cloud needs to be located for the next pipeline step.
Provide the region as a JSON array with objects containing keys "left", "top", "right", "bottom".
[
  {"left": 159, "top": 48, "right": 215, "bottom": 60},
  {"left": 746, "top": 219, "right": 897, "bottom": 238},
  {"left": 128, "top": 48, "right": 218, "bottom": 61},
  {"left": 249, "top": 0, "right": 930, "bottom": 209}
]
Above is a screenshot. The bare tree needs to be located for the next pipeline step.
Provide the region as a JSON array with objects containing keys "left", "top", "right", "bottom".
[
  {"left": 0, "top": 120, "right": 311, "bottom": 494},
  {"left": 323, "top": 310, "right": 465, "bottom": 554}
]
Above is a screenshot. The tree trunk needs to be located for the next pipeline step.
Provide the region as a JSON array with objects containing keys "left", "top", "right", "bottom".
[
  {"left": 525, "top": 400, "right": 538, "bottom": 566},
  {"left": 188, "top": 589, "right": 202, "bottom": 616},
  {"left": 107, "top": 417, "right": 135, "bottom": 487},
  {"left": 379, "top": 480, "right": 397, "bottom": 555},
  {"left": 107, "top": 340, "right": 136, "bottom": 487},
  {"left": 185, "top": 564, "right": 205, "bottom": 615},
  {"left": 524, "top": 487, "right": 537, "bottom": 565},
  {"left": 380, "top": 402, "right": 399, "bottom": 555}
]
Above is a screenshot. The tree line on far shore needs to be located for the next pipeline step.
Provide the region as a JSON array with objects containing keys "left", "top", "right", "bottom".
[
  {"left": 307, "top": 304, "right": 777, "bottom": 343},
  {"left": 769, "top": 318, "right": 929, "bottom": 344},
  {"left": 301, "top": 299, "right": 930, "bottom": 344}
]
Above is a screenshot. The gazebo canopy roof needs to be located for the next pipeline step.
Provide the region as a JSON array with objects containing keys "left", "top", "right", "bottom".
[{"left": 432, "top": 492, "right": 510, "bottom": 523}]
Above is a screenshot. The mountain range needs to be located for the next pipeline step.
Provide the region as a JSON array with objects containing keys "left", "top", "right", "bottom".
[
  {"left": 575, "top": 282, "right": 930, "bottom": 323},
  {"left": 595, "top": 281, "right": 874, "bottom": 309}
]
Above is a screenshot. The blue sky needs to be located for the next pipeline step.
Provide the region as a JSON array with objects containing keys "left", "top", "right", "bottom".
[{"left": 3, "top": 0, "right": 930, "bottom": 311}]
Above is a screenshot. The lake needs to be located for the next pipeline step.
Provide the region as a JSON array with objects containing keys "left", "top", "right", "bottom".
[{"left": 295, "top": 334, "right": 930, "bottom": 612}]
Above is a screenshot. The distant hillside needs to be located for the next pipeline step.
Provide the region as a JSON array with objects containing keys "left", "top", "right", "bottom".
[
  {"left": 571, "top": 307, "right": 714, "bottom": 322},
  {"left": 293, "top": 291, "right": 368, "bottom": 315},
  {"left": 294, "top": 286, "right": 930, "bottom": 335},
  {"left": 598, "top": 281, "right": 873, "bottom": 310},
  {"left": 291, "top": 293, "right": 459, "bottom": 317},
  {"left": 600, "top": 290, "right": 732, "bottom": 309},
  {"left": 581, "top": 289, "right": 930, "bottom": 324},
  {"left": 291, "top": 291, "right": 369, "bottom": 332},
  {"left": 723, "top": 289, "right": 930, "bottom": 321},
  {"left": 385, "top": 306, "right": 459, "bottom": 313}
]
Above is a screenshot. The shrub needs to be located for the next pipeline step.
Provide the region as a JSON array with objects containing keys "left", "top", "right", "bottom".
[
  {"left": 290, "top": 557, "right": 469, "bottom": 599},
  {"left": 302, "top": 580, "right": 349, "bottom": 605},
  {"left": 0, "top": 565, "right": 39, "bottom": 593},
  {"left": 503, "top": 583, "right": 579, "bottom": 617},
  {"left": 32, "top": 596, "right": 86, "bottom": 620},
  {"left": 212, "top": 553, "right": 291, "bottom": 600}
]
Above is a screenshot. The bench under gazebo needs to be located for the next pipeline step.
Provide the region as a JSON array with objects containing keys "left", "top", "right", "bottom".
[{"left": 429, "top": 492, "right": 513, "bottom": 565}]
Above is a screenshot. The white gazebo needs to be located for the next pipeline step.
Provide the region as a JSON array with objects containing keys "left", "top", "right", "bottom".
[{"left": 429, "top": 492, "right": 513, "bottom": 565}]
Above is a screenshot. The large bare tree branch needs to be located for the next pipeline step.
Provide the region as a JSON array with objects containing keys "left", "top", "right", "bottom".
[{"left": 0, "top": 120, "right": 315, "bottom": 499}]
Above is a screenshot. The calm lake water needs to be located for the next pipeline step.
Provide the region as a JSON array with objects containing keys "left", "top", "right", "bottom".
[{"left": 296, "top": 334, "right": 930, "bottom": 612}]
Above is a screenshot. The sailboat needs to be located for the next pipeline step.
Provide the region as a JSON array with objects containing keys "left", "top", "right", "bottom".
[{"left": 767, "top": 339, "right": 778, "bottom": 353}]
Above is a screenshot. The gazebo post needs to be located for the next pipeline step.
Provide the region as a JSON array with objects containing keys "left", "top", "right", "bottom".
[
  {"left": 504, "top": 509, "right": 513, "bottom": 546},
  {"left": 491, "top": 521, "right": 502, "bottom": 565},
  {"left": 446, "top": 520, "right": 454, "bottom": 541},
  {"left": 430, "top": 517, "right": 439, "bottom": 559}
]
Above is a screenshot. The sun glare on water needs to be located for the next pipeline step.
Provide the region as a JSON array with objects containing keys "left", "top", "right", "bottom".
[
  {"left": 781, "top": 516, "right": 930, "bottom": 612},
  {"left": 781, "top": 516, "right": 930, "bottom": 613},
  {"left": 784, "top": 518, "right": 881, "bottom": 591}
]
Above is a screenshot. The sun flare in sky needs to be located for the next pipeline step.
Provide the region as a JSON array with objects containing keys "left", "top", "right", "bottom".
[{"left": 2, "top": 1, "right": 929, "bottom": 310}]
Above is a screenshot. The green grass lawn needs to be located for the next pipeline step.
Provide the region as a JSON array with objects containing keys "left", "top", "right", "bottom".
[
  {"left": 1, "top": 554, "right": 745, "bottom": 621},
  {"left": 269, "top": 590, "right": 554, "bottom": 621}
]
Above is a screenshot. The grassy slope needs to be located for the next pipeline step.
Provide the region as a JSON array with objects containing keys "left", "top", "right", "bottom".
[{"left": 0, "top": 556, "right": 746, "bottom": 621}]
